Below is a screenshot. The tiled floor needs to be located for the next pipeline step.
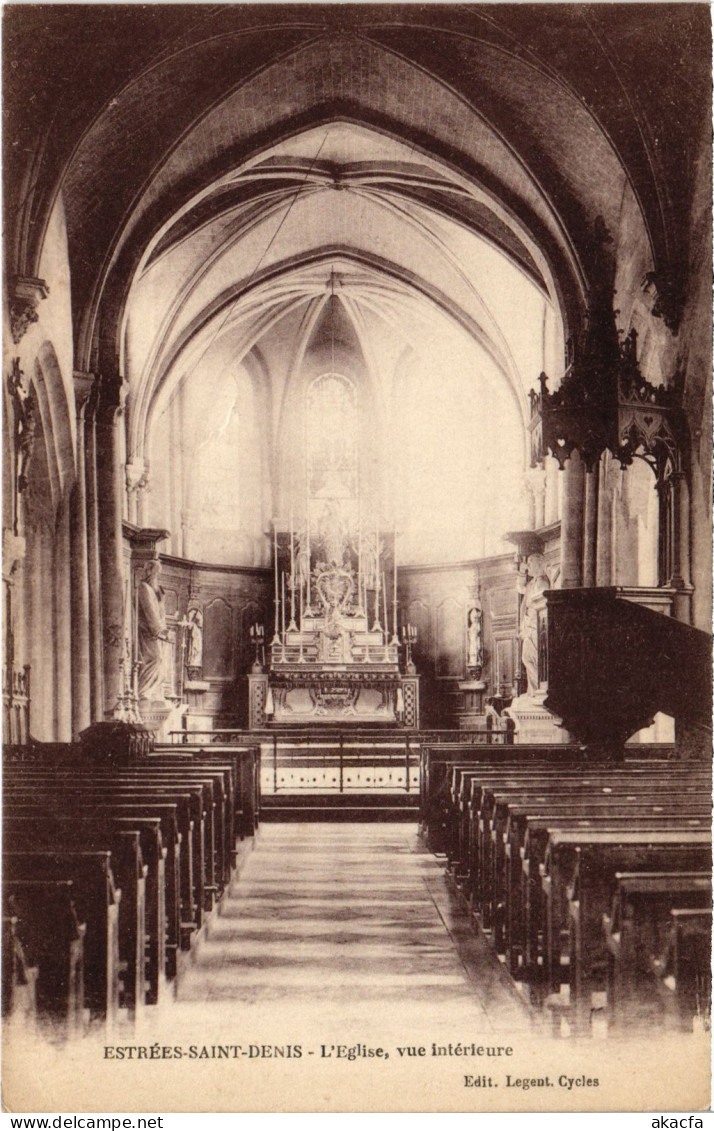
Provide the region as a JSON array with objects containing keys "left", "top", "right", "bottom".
[{"left": 174, "top": 823, "right": 532, "bottom": 1039}]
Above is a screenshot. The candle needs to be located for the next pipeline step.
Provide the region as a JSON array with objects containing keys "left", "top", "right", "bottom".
[
  {"left": 298, "top": 576, "right": 305, "bottom": 662},
  {"left": 281, "top": 571, "right": 286, "bottom": 641},
  {"left": 306, "top": 500, "right": 311, "bottom": 609},
  {"left": 289, "top": 508, "right": 296, "bottom": 627},
  {"left": 272, "top": 525, "right": 280, "bottom": 643},
  {"left": 382, "top": 570, "right": 388, "bottom": 642},
  {"left": 392, "top": 526, "right": 398, "bottom": 640}
]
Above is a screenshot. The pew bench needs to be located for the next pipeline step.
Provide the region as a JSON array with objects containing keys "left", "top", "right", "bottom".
[
  {"left": 603, "top": 871, "right": 711, "bottom": 1031},
  {"left": 651, "top": 908, "right": 713, "bottom": 1032},
  {"left": 3, "top": 855, "right": 121, "bottom": 1026}
]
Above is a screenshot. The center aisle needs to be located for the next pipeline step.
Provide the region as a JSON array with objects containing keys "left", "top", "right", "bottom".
[{"left": 175, "top": 823, "right": 532, "bottom": 1037}]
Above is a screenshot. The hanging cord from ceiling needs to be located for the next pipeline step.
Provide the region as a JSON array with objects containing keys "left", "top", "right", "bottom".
[{"left": 175, "top": 127, "right": 332, "bottom": 387}]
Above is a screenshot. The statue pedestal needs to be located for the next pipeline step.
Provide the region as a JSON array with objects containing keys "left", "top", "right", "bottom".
[
  {"left": 457, "top": 679, "right": 487, "bottom": 730},
  {"left": 504, "top": 693, "right": 571, "bottom": 744},
  {"left": 140, "top": 700, "right": 186, "bottom": 742}
]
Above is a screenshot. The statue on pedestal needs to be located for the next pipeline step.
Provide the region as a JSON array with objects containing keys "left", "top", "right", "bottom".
[
  {"left": 186, "top": 607, "right": 203, "bottom": 675},
  {"left": 466, "top": 605, "right": 484, "bottom": 675},
  {"left": 517, "top": 553, "right": 549, "bottom": 697},
  {"left": 138, "top": 560, "right": 169, "bottom": 702}
]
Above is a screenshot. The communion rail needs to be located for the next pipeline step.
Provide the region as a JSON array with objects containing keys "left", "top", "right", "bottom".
[{"left": 165, "top": 726, "right": 512, "bottom": 796}]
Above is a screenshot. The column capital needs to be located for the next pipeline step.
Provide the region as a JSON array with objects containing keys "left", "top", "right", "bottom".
[
  {"left": 525, "top": 466, "right": 547, "bottom": 493},
  {"left": 73, "top": 371, "right": 98, "bottom": 420},
  {"left": 3, "top": 529, "right": 26, "bottom": 580},
  {"left": 10, "top": 276, "right": 49, "bottom": 344},
  {"left": 126, "top": 456, "right": 149, "bottom": 494}
]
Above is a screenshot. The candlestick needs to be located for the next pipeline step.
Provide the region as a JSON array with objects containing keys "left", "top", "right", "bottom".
[
  {"left": 298, "top": 578, "right": 305, "bottom": 662},
  {"left": 272, "top": 524, "right": 280, "bottom": 644},
  {"left": 306, "top": 501, "right": 311, "bottom": 611},
  {"left": 391, "top": 527, "right": 398, "bottom": 644},
  {"left": 288, "top": 509, "right": 297, "bottom": 632},
  {"left": 281, "top": 571, "right": 286, "bottom": 659},
  {"left": 382, "top": 570, "right": 388, "bottom": 643},
  {"left": 372, "top": 545, "right": 382, "bottom": 632}
]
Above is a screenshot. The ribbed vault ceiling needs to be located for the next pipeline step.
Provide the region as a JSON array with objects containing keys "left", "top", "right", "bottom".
[{"left": 124, "top": 122, "right": 556, "bottom": 464}]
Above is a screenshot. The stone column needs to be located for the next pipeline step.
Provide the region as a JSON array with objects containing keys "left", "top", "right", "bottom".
[
  {"left": 70, "top": 373, "right": 93, "bottom": 736},
  {"left": 560, "top": 450, "right": 585, "bottom": 589},
  {"left": 97, "top": 392, "right": 127, "bottom": 718},
  {"left": 54, "top": 494, "right": 73, "bottom": 740},
  {"left": 670, "top": 471, "right": 693, "bottom": 623},
  {"left": 29, "top": 525, "right": 54, "bottom": 740},
  {"left": 544, "top": 455, "right": 560, "bottom": 526},
  {"left": 126, "top": 457, "right": 149, "bottom": 527},
  {"left": 85, "top": 379, "right": 104, "bottom": 721},
  {"left": 526, "top": 467, "right": 547, "bottom": 530},
  {"left": 582, "top": 460, "right": 600, "bottom": 587},
  {"left": 596, "top": 454, "right": 620, "bottom": 587}
]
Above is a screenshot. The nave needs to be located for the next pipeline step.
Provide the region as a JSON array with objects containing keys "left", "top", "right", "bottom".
[{"left": 175, "top": 822, "right": 531, "bottom": 1035}]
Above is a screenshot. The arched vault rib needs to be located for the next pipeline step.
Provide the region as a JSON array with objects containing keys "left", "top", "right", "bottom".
[
  {"left": 133, "top": 249, "right": 528, "bottom": 466},
  {"left": 125, "top": 171, "right": 535, "bottom": 426}
]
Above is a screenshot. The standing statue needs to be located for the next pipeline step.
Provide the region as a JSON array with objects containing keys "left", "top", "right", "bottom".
[
  {"left": 138, "top": 560, "right": 168, "bottom": 702},
  {"left": 517, "top": 553, "right": 549, "bottom": 696},
  {"left": 186, "top": 607, "right": 204, "bottom": 672},
  {"left": 466, "top": 606, "right": 484, "bottom": 672}
]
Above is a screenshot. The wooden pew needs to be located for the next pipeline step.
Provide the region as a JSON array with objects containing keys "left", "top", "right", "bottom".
[
  {"left": 2, "top": 911, "right": 39, "bottom": 1025},
  {"left": 4, "top": 808, "right": 177, "bottom": 989},
  {"left": 461, "top": 766, "right": 709, "bottom": 924},
  {"left": 153, "top": 744, "right": 261, "bottom": 837},
  {"left": 459, "top": 764, "right": 704, "bottom": 915},
  {"left": 493, "top": 791, "right": 709, "bottom": 955},
  {"left": 10, "top": 761, "right": 238, "bottom": 900},
  {"left": 503, "top": 800, "right": 709, "bottom": 974},
  {"left": 419, "top": 743, "right": 677, "bottom": 852},
  {"left": 651, "top": 908, "right": 713, "bottom": 1032},
  {"left": 3, "top": 853, "right": 121, "bottom": 1024},
  {"left": 419, "top": 744, "right": 587, "bottom": 852},
  {"left": 5, "top": 784, "right": 201, "bottom": 944},
  {"left": 4, "top": 838, "right": 146, "bottom": 1018},
  {"left": 540, "top": 830, "right": 711, "bottom": 1034},
  {"left": 603, "top": 872, "right": 711, "bottom": 1030}
]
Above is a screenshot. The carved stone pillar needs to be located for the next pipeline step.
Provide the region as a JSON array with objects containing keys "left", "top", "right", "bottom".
[
  {"left": 54, "top": 494, "right": 72, "bottom": 741},
  {"left": 560, "top": 452, "right": 585, "bottom": 589},
  {"left": 3, "top": 529, "right": 26, "bottom": 693},
  {"left": 526, "top": 467, "right": 547, "bottom": 529},
  {"left": 97, "top": 392, "right": 128, "bottom": 718},
  {"left": 70, "top": 373, "right": 93, "bottom": 736},
  {"left": 126, "top": 458, "right": 149, "bottom": 527},
  {"left": 542, "top": 456, "right": 558, "bottom": 526},
  {"left": 669, "top": 471, "right": 693, "bottom": 623},
  {"left": 596, "top": 455, "right": 621, "bottom": 587},
  {"left": 85, "top": 378, "right": 104, "bottom": 721},
  {"left": 582, "top": 461, "right": 600, "bottom": 587}
]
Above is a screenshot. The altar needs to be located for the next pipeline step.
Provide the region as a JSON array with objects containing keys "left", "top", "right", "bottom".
[
  {"left": 245, "top": 369, "right": 420, "bottom": 729},
  {"left": 247, "top": 551, "right": 419, "bottom": 729}
]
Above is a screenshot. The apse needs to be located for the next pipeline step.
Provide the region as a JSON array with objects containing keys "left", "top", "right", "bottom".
[{"left": 122, "top": 115, "right": 562, "bottom": 574}]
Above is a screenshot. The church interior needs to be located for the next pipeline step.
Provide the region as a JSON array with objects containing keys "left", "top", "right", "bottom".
[{"left": 2, "top": 4, "right": 712, "bottom": 1103}]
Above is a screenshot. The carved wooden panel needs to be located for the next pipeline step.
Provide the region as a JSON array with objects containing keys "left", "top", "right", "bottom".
[
  {"left": 203, "top": 597, "right": 234, "bottom": 679},
  {"left": 493, "top": 634, "right": 517, "bottom": 697},
  {"left": 490, "top": 586, "right": 517, "bottom": 623},
  {"left": 163, "top": 587, "right": 178, "bottom": 617},
  {"left": 436, "top": 596, "right": 465, "bottom": 680},
  {"left": 406, "top": 598, "right": 430, "bottom": 671}
]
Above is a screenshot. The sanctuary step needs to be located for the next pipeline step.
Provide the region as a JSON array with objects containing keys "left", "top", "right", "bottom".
[{"left": 260, "top": 792, "right": 419, "bottom": 822}]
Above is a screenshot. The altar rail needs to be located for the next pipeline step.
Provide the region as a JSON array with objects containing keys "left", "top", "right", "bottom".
[
  {"left": 168, "top": 723, "right": 514, "bottom": 748},
  {"left": 164, "top": 727, "right": 513, "bottom": 796}
]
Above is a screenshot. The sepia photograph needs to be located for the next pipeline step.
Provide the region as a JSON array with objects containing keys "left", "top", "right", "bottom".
[{"left": 1, "top": 2, "right": 712, "bottom": 1116}]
